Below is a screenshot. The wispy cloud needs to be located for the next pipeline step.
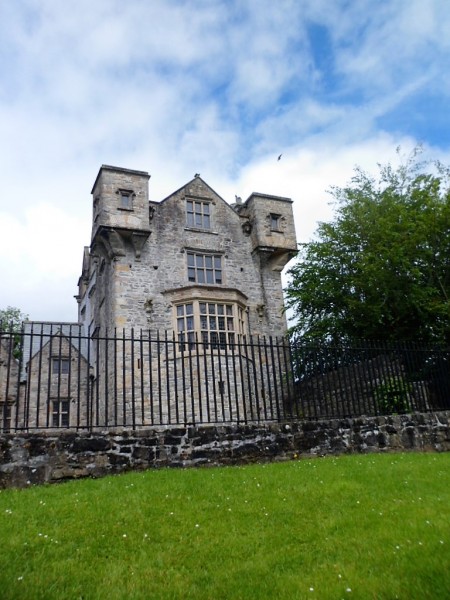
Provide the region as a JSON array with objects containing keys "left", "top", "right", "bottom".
[{"left": 0, "top": 0, "right": 449, "bottom": 320}]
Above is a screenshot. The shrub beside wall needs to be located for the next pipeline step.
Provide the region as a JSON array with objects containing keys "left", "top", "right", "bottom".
[{"left": 1, "top": 411, "right": 449, "bottom": 488}]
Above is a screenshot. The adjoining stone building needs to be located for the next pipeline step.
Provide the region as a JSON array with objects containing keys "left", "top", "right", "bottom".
[{"left": 2, "top": 166, "right": 297, "bottom": 430}]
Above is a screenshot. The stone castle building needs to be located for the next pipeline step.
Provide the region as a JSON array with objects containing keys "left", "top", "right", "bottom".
[
  {"left": 77, "top": 165, "right": 297, "bottom": 340},
  {"left": 1, "top": 165, "right": 297, "bottom": 430}
]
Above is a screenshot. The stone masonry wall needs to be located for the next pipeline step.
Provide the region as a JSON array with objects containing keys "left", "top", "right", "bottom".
[{"left": 1, "top": 411, "right": 449, "bottom": 488}]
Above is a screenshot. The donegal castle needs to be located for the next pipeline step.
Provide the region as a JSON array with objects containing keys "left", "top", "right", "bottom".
[
  {"left": 78, "top": 165, "right": 297, "bottom": 338},
  {"left": 1, "top": 165, "right": 297, "bottom": 430}
]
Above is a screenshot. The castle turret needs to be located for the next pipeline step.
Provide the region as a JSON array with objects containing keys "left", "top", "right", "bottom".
[
  {"left": 90, "top": 165, "right": 151, "bottom": 261},
  {"left": 234, "top": 192, "right": 297, "bottom": 332},
  {"left": 238, "top": 192, "right": 297, "bottom": 270}
]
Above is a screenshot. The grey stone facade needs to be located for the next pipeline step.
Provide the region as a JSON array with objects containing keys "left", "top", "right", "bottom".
[
  {"left": 73, "top": 166, "right": 298, "bottom": 426},
  {"left": 78, "top": 165, "right": 297, "bottom": 337},
  {"left": 2, "top": 166, "right": 297, "bottom": 431}
]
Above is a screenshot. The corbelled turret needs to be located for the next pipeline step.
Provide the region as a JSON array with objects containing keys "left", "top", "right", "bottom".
[{"left": 90, "top": 165, "right": 151, "bottom": 261}]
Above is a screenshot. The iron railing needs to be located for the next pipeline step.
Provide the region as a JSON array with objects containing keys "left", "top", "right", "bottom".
[{"left": 0, "top": 323, "right": 449, "bottom": 431}]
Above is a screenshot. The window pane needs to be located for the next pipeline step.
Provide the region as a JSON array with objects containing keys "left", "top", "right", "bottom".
[
  {"left": 186, "top": 303, "right": 193, "bottom": 314},
  {"left": 271, "top": 214, "right": 280, "bottom": 230},
  {"left": 196, "top": 255, "right": 204, "bottom": 267},
  {"left": 200, "top": 316, "right": 208, "bottom": 329},
  {"left": 177, "top": 305, "right": 184, "bottom": 316},
  {"left": 205, "top": 256, "right": 213, "bottom": 268},
  {"left": 187, "top": 253, "right": 195, "bottom": 266},
  {"left": 206, "top": 270, "right": 214, "bottom": 284},
  {"left": 227, "top": 318, "right": 234, "bottom": 330},
  {"left": 208, "top": 304, "right": 215, "bottom": 314},
  {"left": 199, "top": 303, "right": 207, "bottom": 314},
  {"left": 121, "top": 193, "right": 131, "bottom": 208},
  {"left": 185, "top": 200, "right": 210, "bottom": 229},
  {"left": 197, "top": 270, "right": 205, "bottom": 283},
  {"left": 209, "top": 317, "right": 216, "bottom": 330},
  {"left": 186, "top": 316, "right": 194, "bottom": 330},
  {"left": 188, "top": 268, "right": 196, "bottom": 282},
  {"left": 218, "top": 317, "right": 225, "bottom": 330},
  {"left": 214, "top": 256, "right": 221, "bottom": 269},
  {"left": 226, "top": 305, "right": 233, "bottom": 315},
  {"left": 217, "top": 305, "right": 224, "bottom": 315}
]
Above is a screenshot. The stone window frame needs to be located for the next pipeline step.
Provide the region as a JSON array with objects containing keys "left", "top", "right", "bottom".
[
  {"left": 175, "top": 299, "right": 246, "bottom": 350},
  {"left": 270, "top": 213, "right": 282, "bottom": 232},
  {"left": 187, "top": 251, "right": 222, "bottom": 285},
  {"left": 51, "top": 398, "right": 70, "bottom": 427},
  {"left": 185, "top": 198, "right": 211, "bottom": 230},
  {"left": 51, "top": 357, "right": 70, "bottom": 376},
  {"left": 117, "top": 188, "right": 135, "bottom": 211}
]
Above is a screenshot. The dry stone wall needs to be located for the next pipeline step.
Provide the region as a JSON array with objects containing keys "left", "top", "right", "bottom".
[{"left": 1, "top": 411, "right": 449, "bottom": 488}]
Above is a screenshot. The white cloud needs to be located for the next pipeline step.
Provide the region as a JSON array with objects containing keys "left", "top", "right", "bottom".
[{"left": 0, "top": 0, "right": 449, "bottom": 322}]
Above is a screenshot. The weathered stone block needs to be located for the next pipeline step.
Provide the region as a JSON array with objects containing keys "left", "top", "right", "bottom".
[{"left": 72, "top": 437, "right": 112, "bottom": 453}]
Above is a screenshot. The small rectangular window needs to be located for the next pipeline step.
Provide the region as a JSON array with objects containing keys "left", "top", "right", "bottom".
[
  {"left": 270, "top": 213, "right": 281, "bottom": 231},
  {"left": 52, "top": 399, "right": 70, "bottom": 428},
  {"left": 52, "top": 358, "right": 70, "bottom": 375},
  {"left": 187, "top": 252, "right": 222, "bottom": 284},
  {"left": 186, "top": 200, "right": 211, "bottom": 229},
  {"left": 118, "top": 189, "right": 134, "bottom": 210},
  {"left": 176, "top": 303, "right": 195, "bottom": 351},
  {"left": 121, "top": 192, "right": 132, "bottom": 209}
]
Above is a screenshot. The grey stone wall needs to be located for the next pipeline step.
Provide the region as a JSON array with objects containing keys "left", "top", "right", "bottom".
[
  {"left": 1, "top": 411, "right": 449, "bottom": 488},
  {"left": 19, "top": 336, "right": 90, "bottom": 429}
]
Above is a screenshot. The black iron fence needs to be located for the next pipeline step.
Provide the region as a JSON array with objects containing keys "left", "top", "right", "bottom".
[{"left": 1, "top": 323, "right": 449, "bottom": 431}]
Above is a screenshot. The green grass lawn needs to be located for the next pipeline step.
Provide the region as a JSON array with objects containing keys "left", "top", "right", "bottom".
[{"left": 0, "top": 452, "right": 449, "bottom": 600}]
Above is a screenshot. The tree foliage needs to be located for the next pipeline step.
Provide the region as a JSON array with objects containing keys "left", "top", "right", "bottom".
[
  {"left": 285, "top": 149, "right": 450, "bottom": 345},
  {"left": 0, "top": 306, "right": 28, "bottom": 359},
  {"left": 0, "top": 306, "right": 28, "bottom": 332}
]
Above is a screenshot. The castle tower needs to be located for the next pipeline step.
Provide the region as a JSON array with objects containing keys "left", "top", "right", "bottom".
[
  {"left": 234, "top": 192, "right": 298, "bottom": 334},
  {"left": 84, "top": 165, "right": 152, "bottom": 332}
]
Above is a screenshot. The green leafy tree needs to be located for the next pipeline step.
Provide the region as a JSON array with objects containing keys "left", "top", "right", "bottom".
[
  {"left": 285, "top": 149, "right": 450, "bottom": 344},
  {"left": 0, "top": 306, "right": 28, "bottom": 331},
  {"left": 0, "top": 307, "right": 29, "bottom": 359}
]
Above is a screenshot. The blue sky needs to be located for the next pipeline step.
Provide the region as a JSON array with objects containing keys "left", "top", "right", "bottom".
[{"left": 1, "top": 0, "right": 449, "bottom": 322}]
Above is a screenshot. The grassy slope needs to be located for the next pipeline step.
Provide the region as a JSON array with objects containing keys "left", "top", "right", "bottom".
[{"left": 0, "top": 452, "right": 449, "bottom": 600}]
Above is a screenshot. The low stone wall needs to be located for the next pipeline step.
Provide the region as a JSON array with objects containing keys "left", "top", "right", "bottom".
[{"left": 1, "top": 411, "right": 449, "bottom": 488}]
